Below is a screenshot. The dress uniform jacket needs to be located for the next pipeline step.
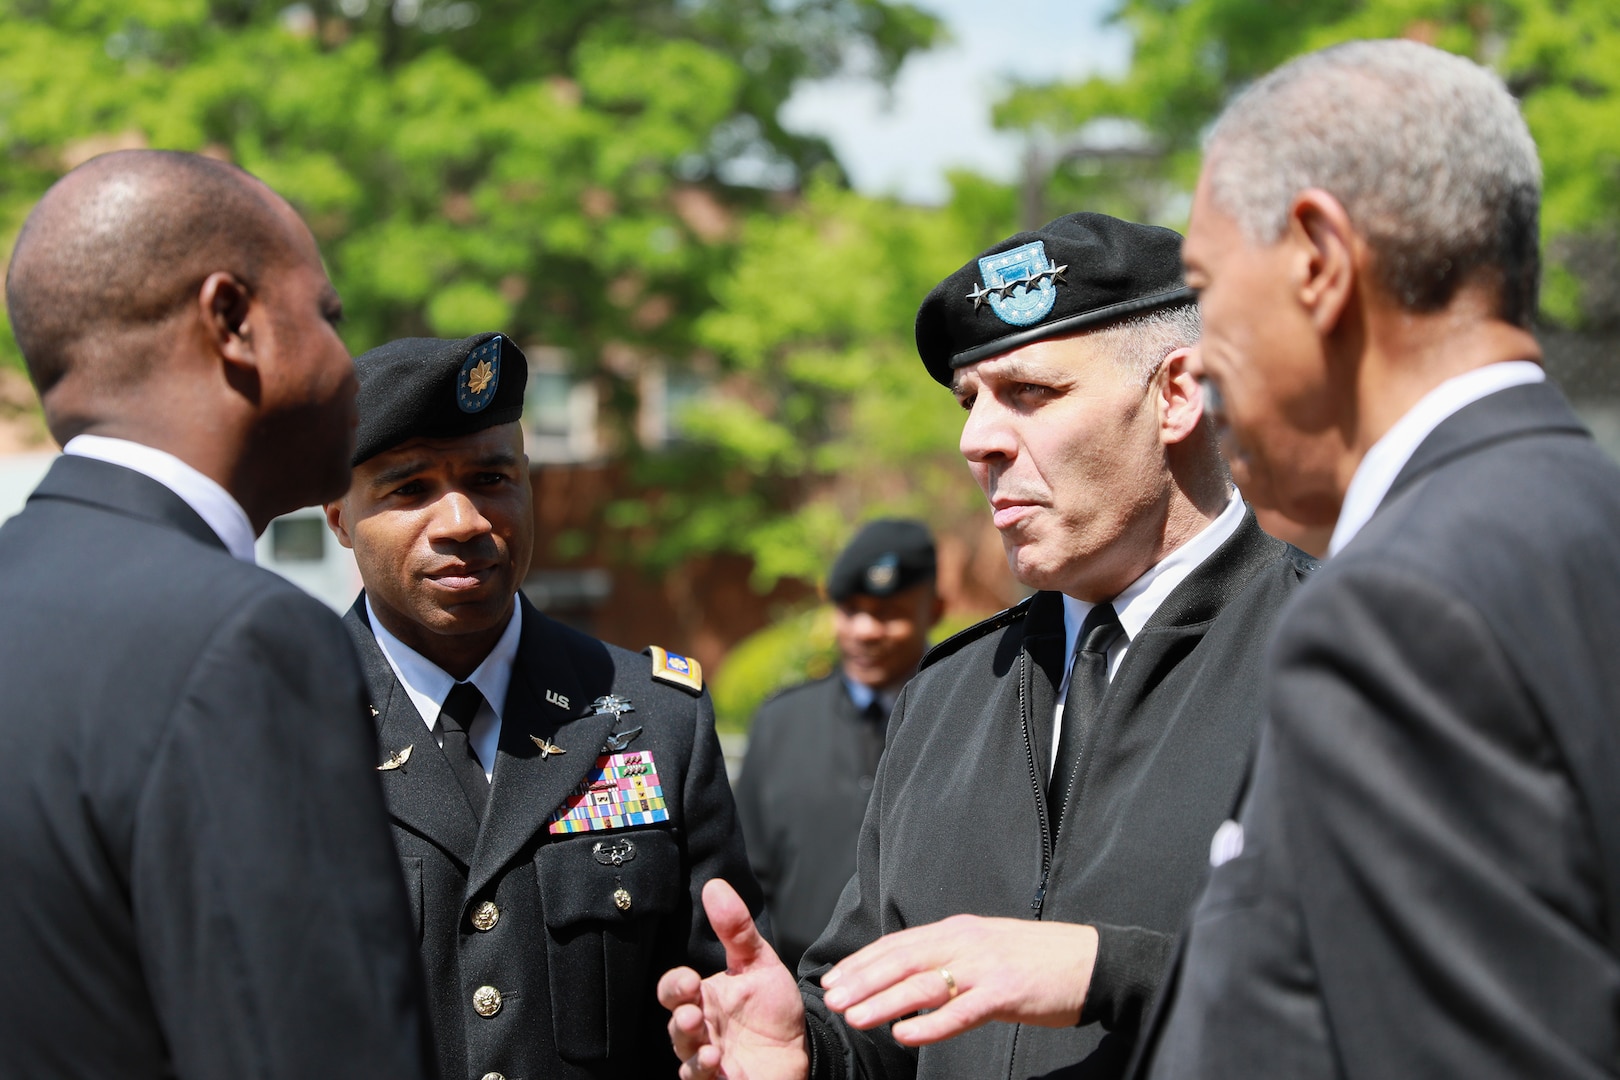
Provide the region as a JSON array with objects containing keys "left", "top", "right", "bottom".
[
  {"left": 0, "top": 455, "right": 433, "bottom": 1080},
  {"left": 736, "top": 675, "right": 888, "bottom": 973},
  {"left": 1139, "top": 382, "right": 1620, "bottom": 1079},
  {"left": 346, "top": 594, "right": 764, "bottom": 1080},
  {"left": 798, "top": 511, "right": 1314, "bottom": 1080}
]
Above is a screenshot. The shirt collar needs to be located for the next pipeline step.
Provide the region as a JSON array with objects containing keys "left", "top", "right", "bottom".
[
  {"left": 1061, "top": 488, "right": 1247, "bottom": 661},
  {"left": 366, "top": 595, "right": 524, "bottom": 732},
  {"left": 1328, "top": 361, "right": 1545, "bottom": 556},
  {"left": 63, "top": 434, "right": 257, "bottom": 563}
]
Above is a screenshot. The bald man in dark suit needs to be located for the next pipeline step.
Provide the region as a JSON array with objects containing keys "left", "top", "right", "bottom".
[{"left": 0, "top": 151, "right": 434, "bottom": 1079}]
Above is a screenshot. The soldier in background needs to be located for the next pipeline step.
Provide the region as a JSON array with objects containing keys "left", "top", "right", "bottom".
[{"left": 736, "top": 519, "right": 943, "bottom": 972}]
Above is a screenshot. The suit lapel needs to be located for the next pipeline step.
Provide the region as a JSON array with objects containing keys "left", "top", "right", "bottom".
[
  {"left": 345, "top": 601, "right": 481, "bottom": 861},
  {"left": 466, "top": 599, "right": 618, "bottom": 898}
]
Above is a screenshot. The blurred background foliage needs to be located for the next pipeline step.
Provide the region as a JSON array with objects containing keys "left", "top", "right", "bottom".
[{"left": 3, "top": 0, "right": 1620, "bottom": 724}]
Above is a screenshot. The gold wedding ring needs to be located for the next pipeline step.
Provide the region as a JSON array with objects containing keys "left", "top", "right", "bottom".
[{"left": 939, "top": 967, "right": 959, "bottom": 1000}]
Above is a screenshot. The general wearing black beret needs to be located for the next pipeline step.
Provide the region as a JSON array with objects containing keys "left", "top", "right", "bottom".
[
  {"left": 827, "top": 519, "right": 937, "bottom": 602},
  {"left": 351, "top": 331, "right": 528, "bottom": 466},
  {"left": 914, "top": 211, "right": 1195, "bottom": 387}
]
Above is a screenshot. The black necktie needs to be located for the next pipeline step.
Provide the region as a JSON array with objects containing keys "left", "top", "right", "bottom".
[
  {"left": 438, "top": 681, "right": 490, "bottom": 824},
  {"left": 1050, "top": 604, "right": 1123, "bottom": 836}
]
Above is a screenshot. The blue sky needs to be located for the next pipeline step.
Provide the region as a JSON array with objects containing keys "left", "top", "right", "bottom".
[{"left": 781, "top": 0, "right": 1132, "bottom": 204}]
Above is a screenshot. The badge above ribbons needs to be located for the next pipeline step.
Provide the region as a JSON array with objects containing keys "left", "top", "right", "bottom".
[
  {"left": 970, "top": 240, "right": 1067, "bottom": 327},
  {"left": 457, "top": 334, "right": 503, "bottom": 413}
]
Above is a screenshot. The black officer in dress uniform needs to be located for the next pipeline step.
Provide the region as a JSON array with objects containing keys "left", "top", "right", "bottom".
[
  {"left": 323, "top": 332, "right": 765, "bottom": 1080},
  {"left": 736, "top": 519, "right": 942, "bottom": 973}
]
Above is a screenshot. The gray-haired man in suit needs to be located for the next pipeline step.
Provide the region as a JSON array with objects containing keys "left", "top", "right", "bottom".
[{"left": 1137, "top": 38, "right": 1620, "bottom": 1080}]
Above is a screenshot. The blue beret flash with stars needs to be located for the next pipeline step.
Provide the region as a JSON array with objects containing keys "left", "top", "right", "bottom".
[{"left": 457, "top": 335, "right": 502, "bottom": 413}]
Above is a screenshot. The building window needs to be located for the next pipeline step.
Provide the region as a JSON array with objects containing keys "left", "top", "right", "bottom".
[
  {"left": 524, "top": 346, "right": 599, "bottom": 464},
  {"left": 270, "top": 516, "right": 326, "bottom": 562}
]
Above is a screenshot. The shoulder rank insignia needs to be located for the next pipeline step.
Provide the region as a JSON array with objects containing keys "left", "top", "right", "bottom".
[
  {"left": 377, "top": 745, "right": 413, "bottom": 771},
  {"left": 647, "top": 645, "right": 703, "bottom": 695}
]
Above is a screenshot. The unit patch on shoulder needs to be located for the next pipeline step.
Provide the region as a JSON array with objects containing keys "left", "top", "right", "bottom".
[{"left": 646, "top": 645, "right": 703, "bottom": 695}]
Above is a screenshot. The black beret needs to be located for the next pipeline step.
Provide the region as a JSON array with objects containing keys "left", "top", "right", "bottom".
[
  {"left": 351, "top": 331, "right": 528, "bottom": 466},
  {"left": 827, "top": 519, "right": 936, "bottom": 602},
  {"left": 914, "top": 211, "right": 1195, "bottom": 386}
]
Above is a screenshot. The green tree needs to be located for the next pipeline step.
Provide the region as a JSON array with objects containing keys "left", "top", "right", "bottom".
[
  {"left": 0, "top": 0, "right": 942, "bottom": 375},
  {"left": 605, "top": 175, "right": 999, "bottom": 590},
  {"left": 996, "top": 1, "right": 1620, "bottom": 327}
]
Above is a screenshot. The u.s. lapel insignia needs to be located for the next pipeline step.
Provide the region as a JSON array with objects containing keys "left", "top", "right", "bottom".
[
  {"left": 531, "top": 736, "right": 566, "bottom": 759},
  {"left": 545, "top": 689, "right": 570, "bottom": 710},
  {"left": 646, "top": 646, "right": 703, "bottom": 695},
  {"left": 377, "top": 745, "right": 413, "bottom": 771},
  {"left": 548, "top": 750, "right": 670, "bottom": 834},
  {"left": 601, "top": 726, "right": 644, "bottom": 753}
]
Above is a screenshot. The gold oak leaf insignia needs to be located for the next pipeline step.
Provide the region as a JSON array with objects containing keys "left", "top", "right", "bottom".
[{"left": 466, "top": 359, "right": 495, "bottom": 395}]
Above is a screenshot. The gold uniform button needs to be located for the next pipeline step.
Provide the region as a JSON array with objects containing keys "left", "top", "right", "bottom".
[
  {"left": 472, "top": 985, "right": 503, "bottom": 1018},
  {"left": 470, "top": 900, "right": 500, "bottom": 931},
  {"left": 613, "top": 886, "right": 632, "bottom": 911}
]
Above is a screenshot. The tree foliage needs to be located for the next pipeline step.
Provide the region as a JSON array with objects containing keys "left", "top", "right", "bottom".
[
  {"left": 997, "top": 0, "right": 1620, "bottom": 327},
  {"left": 608, "top": 175, "right": 1003, "bottom": 588},
  {"left": 0, "top": 0, "right": 941, "bottom": 372}
]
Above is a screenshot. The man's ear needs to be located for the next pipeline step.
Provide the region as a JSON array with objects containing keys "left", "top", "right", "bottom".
[
  {"left": 198, "top": 271, "right": 258, "bottom": 368},
  {"left": 1157, "top": 347, "right": 1203, "bottom": 446},
  {"left": 323, "top": 500, "right": 354, "bottom": 549},
  {"left": 1290, "top": 189, "right": 1357, "bottom": 336}
]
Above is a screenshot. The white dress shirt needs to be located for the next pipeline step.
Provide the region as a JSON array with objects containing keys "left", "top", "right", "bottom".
[
  {"left": 842, "top": 674, "right": 898, "bottom": 718},
  {"left": 1328, "top": 361, "right": 1545, "bottom": 556},
  {"left": 63, "top": 434, "right": 257, "bottom": 563},
  {"left": 366, "top": 597, "right": 523, "bottom": 780},
  {"left": 1051, "top": 489, "right": 1247, "bottom": 771}
]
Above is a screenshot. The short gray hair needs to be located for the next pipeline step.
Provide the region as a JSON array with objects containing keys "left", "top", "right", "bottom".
[
  {"left": 1093, "top": 302, "right": 1202, "bottom": 385},
  {"left": 1205, "top": 39, "right": 1541, "bottom": 327}
]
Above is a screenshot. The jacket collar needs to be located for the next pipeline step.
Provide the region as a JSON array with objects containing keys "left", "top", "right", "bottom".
[
  {"left": 30, "top": 454, "right": 226, "bottom": 553},
  {"left": 1386, "top": 380, "right": 1586, "bottom": 504}
]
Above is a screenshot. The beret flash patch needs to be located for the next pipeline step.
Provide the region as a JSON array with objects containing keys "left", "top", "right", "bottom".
[
  {"left": 457, "top": 336, "right": 502, "bottom": 413},
  {"left": 970, "top": 240, "right": 1066, "bottom": 327}
]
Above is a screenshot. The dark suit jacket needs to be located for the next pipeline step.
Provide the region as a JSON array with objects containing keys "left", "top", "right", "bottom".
[
  {"left": 0, "top": 455, "right": 434, "bottom": 1080},
  {"left": 1141, "top": 381, "right": 1620, "bottom": 1079},
  {"left": 346, "top": 595, "right": 764, "bottom": 1080},
  {"left": 736, "top": 674, "right": 888, "bottom": 973},
  {"left": 799, "top": 512, "right": 1314, "bottom": 1080}
]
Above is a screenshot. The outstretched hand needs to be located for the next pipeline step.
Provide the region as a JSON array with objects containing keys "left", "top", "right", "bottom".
[
  {"left": 818, "top": 915, "right": 1099, "bottom": 1046},
  {"left": 658, "top": 878, "right": 810, "bottom": 1080}
]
